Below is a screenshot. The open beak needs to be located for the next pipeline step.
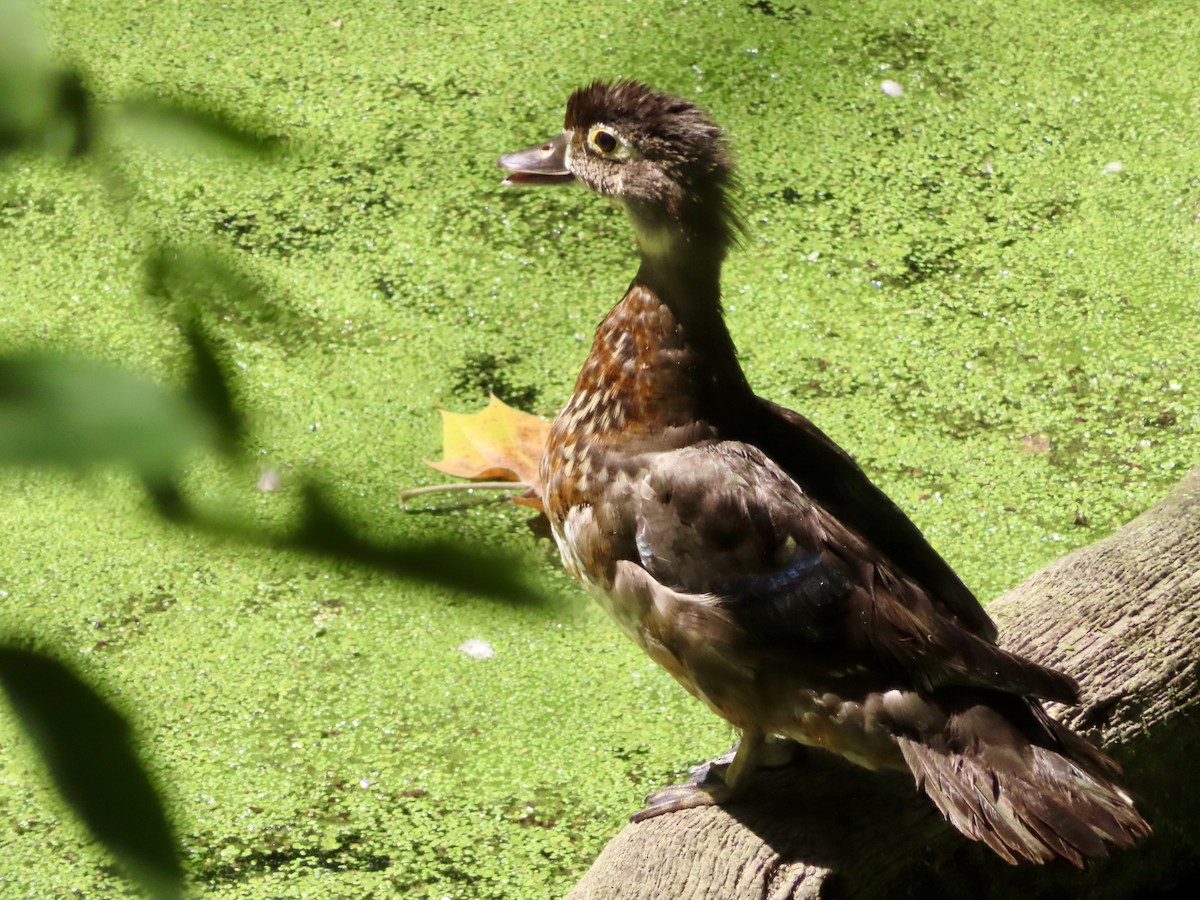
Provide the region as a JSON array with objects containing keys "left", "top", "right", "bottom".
[{"left": 499, "top": 132, "right": 574, "bottom": 186}]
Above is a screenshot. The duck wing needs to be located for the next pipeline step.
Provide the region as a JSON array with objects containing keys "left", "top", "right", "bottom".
[
  {"left": 743, "top": 396, "right": 1000, "bottom": 643},
  {"left": 628, "top": 440, "right": 1078, "bottom": 703}
]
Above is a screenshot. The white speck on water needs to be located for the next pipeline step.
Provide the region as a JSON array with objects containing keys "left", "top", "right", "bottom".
[
  {"left": 881, "top": 79, "right": 903, "bottom": 97},
  {"left": 457, "top": 639, "right": 494, "bottom": 660},
  {"left": 257, "top": 469, "right": 283, "bottom": 492}
]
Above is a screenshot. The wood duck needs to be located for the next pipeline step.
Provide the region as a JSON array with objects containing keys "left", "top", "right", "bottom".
[{"left": 499, "top": 80, "right": 1149, "bottom": 865}]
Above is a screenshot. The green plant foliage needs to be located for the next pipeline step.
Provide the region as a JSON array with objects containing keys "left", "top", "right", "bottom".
[
  {"left": 2, "top": 3, "right": 548, "bottom": 897},
  {"left": 0, "top": 0, "right": 86, "bottom": 157},
  {"left": 1, "top": 0, "right": 1197, "bottom": 897},
  {"left": 112, "top": 99, "right": 281, "bottom": 161},
  {"left": 0, "top": 353, "right": 214, "bottom": 484}
]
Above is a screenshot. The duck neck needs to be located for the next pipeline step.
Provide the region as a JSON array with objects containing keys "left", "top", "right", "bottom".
[
  {"left": 567, "top": 207, "right": 746, "bottom": 441},
  {"left": 629, "top": 203, "right": 744, "bottom": 389}
]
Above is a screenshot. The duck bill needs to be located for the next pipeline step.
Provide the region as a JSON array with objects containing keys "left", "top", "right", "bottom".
[{"left": 499, "top": 132, "right": 574, "bottom": 186}]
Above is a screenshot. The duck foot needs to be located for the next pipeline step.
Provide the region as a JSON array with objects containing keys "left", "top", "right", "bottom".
[
  {"left": 633, "top": 758, "right": 736, "bottom": 821},
  {"left": 631, "top": 732, "right": 804, "bottom": 822}
]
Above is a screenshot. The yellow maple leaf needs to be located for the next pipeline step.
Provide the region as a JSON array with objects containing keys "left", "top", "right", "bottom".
[{"left": 404, "top": 395, "right": 551, "bottom": 514}]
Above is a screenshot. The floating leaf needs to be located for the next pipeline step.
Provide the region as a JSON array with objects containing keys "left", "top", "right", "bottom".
[
  {"left": 0, "top": 645, "right": 182, "bottom": 899},
  {"left": 419, "top": 395, "right": 551, "bottom": 510}
]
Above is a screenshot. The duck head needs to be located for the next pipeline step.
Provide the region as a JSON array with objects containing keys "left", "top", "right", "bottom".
[{"left": 500, "top": 80, "right": 740, "bottom": 261}]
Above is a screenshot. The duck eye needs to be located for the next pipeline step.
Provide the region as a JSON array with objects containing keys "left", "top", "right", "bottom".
[{"left": 590, "top": 128, "right": 618, "bottom": 154}]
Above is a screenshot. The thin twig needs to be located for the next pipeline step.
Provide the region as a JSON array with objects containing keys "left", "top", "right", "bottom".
[{"left": 398, "top": 481, "right": 532, "bottom": 503}]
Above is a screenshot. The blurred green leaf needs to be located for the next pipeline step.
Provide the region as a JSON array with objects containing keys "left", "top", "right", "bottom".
[
  {"left": 143, "top": 242, "right": 295, "bottom": 341},
  {"left": 0, "top": 352, "right": 547, "bottom": 604},
  {"left": 0, "top": 0, "right": 91, "bottom": 158},
  {"left": 183, "top": 319, "right": 244, "bottom": 453},
  {"left": 144, "top": 243, "right": 270, "bottom": 317},
  {"left": 115, "top": 97, "right": 282, "bottom": 158},
  {"left": 0, "top": 0, "right": 54, "bottom": 136},
  {"left": 0, "top": 354, "right": 213, "bottom": 483},
  {"left": 0, "top": 644, "right": 182, "bottom": 900}
]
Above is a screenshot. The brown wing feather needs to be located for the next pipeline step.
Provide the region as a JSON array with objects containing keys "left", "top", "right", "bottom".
[
  {"left": 631, "top": 440, "right": 1077, "bottom": 702},
  {"left": 745, "top": 397, "right": 999, "bottom": 643}
]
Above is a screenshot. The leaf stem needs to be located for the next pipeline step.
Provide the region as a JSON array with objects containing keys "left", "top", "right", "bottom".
[{"left": 398, "top": 481, "right": 532, "bottom": 503}]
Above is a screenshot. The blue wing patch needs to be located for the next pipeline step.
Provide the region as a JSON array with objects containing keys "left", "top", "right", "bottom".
[{"left": 725, "top": 553, "right": 853, "bottom": 645}]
